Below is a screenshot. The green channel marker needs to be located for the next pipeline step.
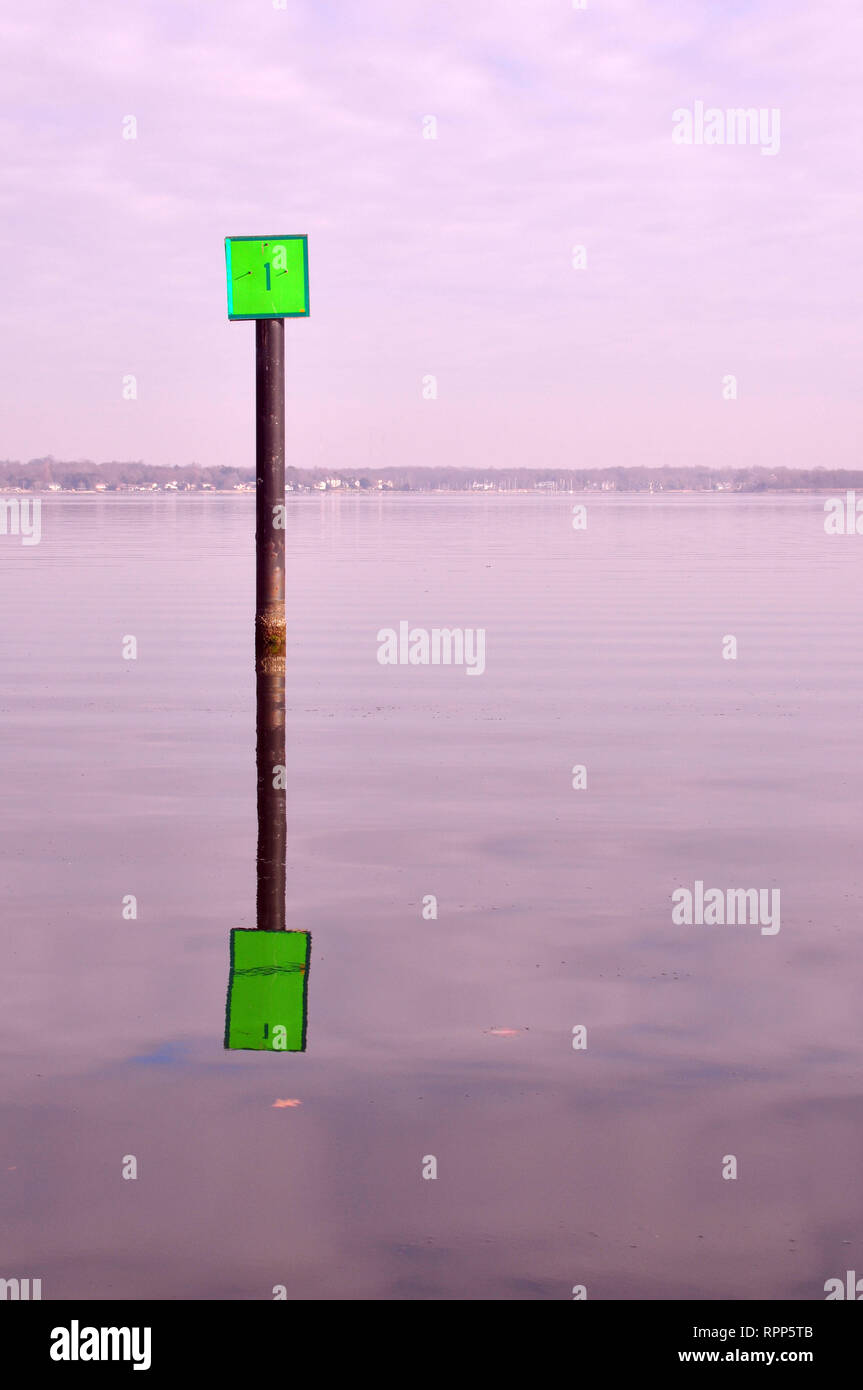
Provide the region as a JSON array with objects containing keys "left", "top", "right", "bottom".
[
  {"left": 224, "top": 929, "right": 310, "bottom": 1051},
  {"left": 225, "top": 235, "right": 309, "bottom": 320}
]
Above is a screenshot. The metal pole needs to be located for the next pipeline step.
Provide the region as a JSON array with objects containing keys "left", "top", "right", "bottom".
[
  {"left": 255, "top": 318, "right": 285, "bottom": 666},
  {"left": 255, "top": 318, "right": 286, "bottom": 931}
]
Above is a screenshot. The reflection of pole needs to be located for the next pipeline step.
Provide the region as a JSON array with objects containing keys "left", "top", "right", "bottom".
[
  {"left": 255, "top": 318, "right": 286, "bottom": 931},
  {"left": 257, "top": 671, "right": 285, "bottom": 931}
]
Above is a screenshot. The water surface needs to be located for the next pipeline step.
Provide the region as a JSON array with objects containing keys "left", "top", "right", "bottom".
[{"left": 1, "top": 492, "right": 861, "bottom": 1299}]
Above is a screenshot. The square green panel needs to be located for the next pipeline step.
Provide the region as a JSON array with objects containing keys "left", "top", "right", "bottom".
[
  {"left": 225, "top": 235, "right": 309, "bottom": 320},
  {"left": 224, "top": 929, "right": 310, "bottom": 1051}
]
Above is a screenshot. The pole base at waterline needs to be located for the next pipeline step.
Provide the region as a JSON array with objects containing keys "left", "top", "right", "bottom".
[{"left": 224, "top": 929, "right": 310, "bottom": 1051}]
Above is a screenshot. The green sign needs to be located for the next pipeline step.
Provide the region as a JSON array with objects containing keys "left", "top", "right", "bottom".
[
  {"left": 225, "top": 235, "right": 309, "bottom": 321},
  {"left": 224, "top": 928, "right": 310, "bottom": 1050}
]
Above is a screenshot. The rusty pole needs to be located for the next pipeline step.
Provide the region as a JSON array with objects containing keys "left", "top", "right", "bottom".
[{"left": 255, "top": 318, "right": 286, "bottom": 931}]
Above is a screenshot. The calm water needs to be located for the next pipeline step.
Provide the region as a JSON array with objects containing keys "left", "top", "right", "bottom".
[{"left": 1, "top": 491, "right": 862, "bottom": 1300}]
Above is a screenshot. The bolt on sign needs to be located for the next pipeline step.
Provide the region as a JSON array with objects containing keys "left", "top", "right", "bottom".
[{"left": 224, "top": 235, "right": 309, "bottom": 320}]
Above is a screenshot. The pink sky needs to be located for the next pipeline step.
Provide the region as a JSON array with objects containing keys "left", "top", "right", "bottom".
[{"left": 2, "top": 0, "right": 862, "bottom": 471}]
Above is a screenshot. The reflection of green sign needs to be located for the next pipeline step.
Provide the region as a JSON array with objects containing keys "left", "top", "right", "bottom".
[
  {"left": 224, "top": 929, "right": 310, "bottom": 1051},
  {"left": 225, "top": 235, "right": 309, "bottom": 321}
]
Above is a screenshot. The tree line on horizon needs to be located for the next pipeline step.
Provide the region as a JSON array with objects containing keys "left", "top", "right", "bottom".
[{"left": 2, "top": 458, "right": 863, "bottom": 491}]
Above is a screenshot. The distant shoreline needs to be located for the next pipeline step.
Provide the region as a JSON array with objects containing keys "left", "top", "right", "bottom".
[
  {"left": 1, "top": 484, "right": 856, "bottom": 497},
  {"left": 4, "top": 462, "right": 863, "bottom": 496},
  {"left": 1, "top": 458, "right": 861, "bottom": 497}
]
